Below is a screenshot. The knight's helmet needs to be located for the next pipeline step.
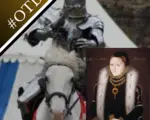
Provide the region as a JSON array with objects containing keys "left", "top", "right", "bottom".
[{"left": 63, "top": 0, "right": 87, "bottom": 18}]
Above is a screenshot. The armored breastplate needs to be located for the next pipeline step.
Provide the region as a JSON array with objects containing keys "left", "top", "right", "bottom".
[
  {"left": 63, "top": 18, "right": 87, "bottom": 60},
  {"left": 63, "top": 18, "right": 83, "bottom": 43}
]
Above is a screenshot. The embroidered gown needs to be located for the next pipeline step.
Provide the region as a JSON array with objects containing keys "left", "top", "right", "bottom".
[{"left": 88, "top": 81, "right": 143, "bottom": 120}]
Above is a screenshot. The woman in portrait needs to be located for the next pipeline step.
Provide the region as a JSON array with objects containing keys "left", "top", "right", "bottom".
[{"left": 89, "top": 51, "right": 143, "bottom": 120}]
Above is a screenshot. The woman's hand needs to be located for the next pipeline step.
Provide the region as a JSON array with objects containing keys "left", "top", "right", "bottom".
[
  {"left": 112, "top": 117, "right": 124, "bottom": 120},
  {"left": 112, "top": 118, "right": 119, "bottom": 120}
]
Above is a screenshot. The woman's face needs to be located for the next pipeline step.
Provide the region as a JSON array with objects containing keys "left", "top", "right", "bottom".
[{"left": 109, "top": 57, "right": 125, "bottom": 76}]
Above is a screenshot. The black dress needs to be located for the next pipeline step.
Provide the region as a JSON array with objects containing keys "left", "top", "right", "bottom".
[{"left": 88, "top": 80, "right": 143, "bottom": 120}]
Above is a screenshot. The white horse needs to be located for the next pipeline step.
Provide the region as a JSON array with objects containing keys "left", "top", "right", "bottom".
[{"left": 34, "top": 43, "right": 86, "bottom": 120}]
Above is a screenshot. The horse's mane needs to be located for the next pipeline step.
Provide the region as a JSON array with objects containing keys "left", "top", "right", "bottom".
[{"left": 44, "top": 38, "right": 86, "bottom": 79}]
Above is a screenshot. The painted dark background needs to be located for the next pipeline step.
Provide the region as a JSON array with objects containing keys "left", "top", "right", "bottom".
[{"left": 85, "top": 48, "right": 150, "bottom": 120}]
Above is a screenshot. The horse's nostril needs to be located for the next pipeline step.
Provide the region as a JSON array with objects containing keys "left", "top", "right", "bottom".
[{"left": 53, "top": 112, "right": 65, "bottom": 120}]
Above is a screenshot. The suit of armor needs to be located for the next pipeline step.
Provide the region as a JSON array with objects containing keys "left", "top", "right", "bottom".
[
  {"left": 18, "top": 0, "right": 105, "bottom": 118},
  {"left": 26, "top": 14, "right": 105, "bottom": 48}
]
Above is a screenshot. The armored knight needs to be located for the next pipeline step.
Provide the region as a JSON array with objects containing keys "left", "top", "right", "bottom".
[
  {"left": 26, "top": 0, "right": 105, "bottom": 49},
  {"left": 18, "top": 0, "right": 104, "bottom": 119}
]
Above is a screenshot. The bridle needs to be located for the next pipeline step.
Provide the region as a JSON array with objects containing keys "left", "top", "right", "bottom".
[
  {"left": 38, "top": 65, "right": 80, "bottom": 118},
  {"left": 45, "top": 78, "right": 76, "bottom": 110}
]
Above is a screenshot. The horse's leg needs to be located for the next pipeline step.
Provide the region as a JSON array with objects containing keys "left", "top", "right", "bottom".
[{"left": 36, "top": 99, "right": 52, "bottom": 120}]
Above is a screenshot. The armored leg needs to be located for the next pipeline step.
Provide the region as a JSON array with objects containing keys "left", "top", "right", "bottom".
[{"left": 17, "top": 76, "right": 43, "bottom": 120}]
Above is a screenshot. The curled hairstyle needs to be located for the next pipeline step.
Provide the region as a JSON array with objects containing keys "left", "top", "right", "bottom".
[{"left": 110, "top": 51, "right": 129, "bottom": 66}]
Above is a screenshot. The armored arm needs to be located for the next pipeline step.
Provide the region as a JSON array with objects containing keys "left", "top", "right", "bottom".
[
  {"left": 74, "top": 28, "right": 105, "bottom": 48},
  {"left": 88, "top": 28, "right": 105, "bottom": 47},
  {"left": 76, "top": 15, "right": 105, "bottom": 48},
  {"left": 26, "top": 8, "right": 73, "bottom": 47},
  {"left": 26, "top": 25, "right": 52, "bottom": 47},
  {"left": 88, "top": 15, "right": 105, "bottom": 47}
]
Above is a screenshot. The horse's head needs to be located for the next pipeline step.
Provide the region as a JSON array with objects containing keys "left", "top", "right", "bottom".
[
  {"left": 39, "top": 43, "right": 86, "bottom": 119},
  {"left": 44, "top": 65, "right": 75, "bottom": 116}
]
